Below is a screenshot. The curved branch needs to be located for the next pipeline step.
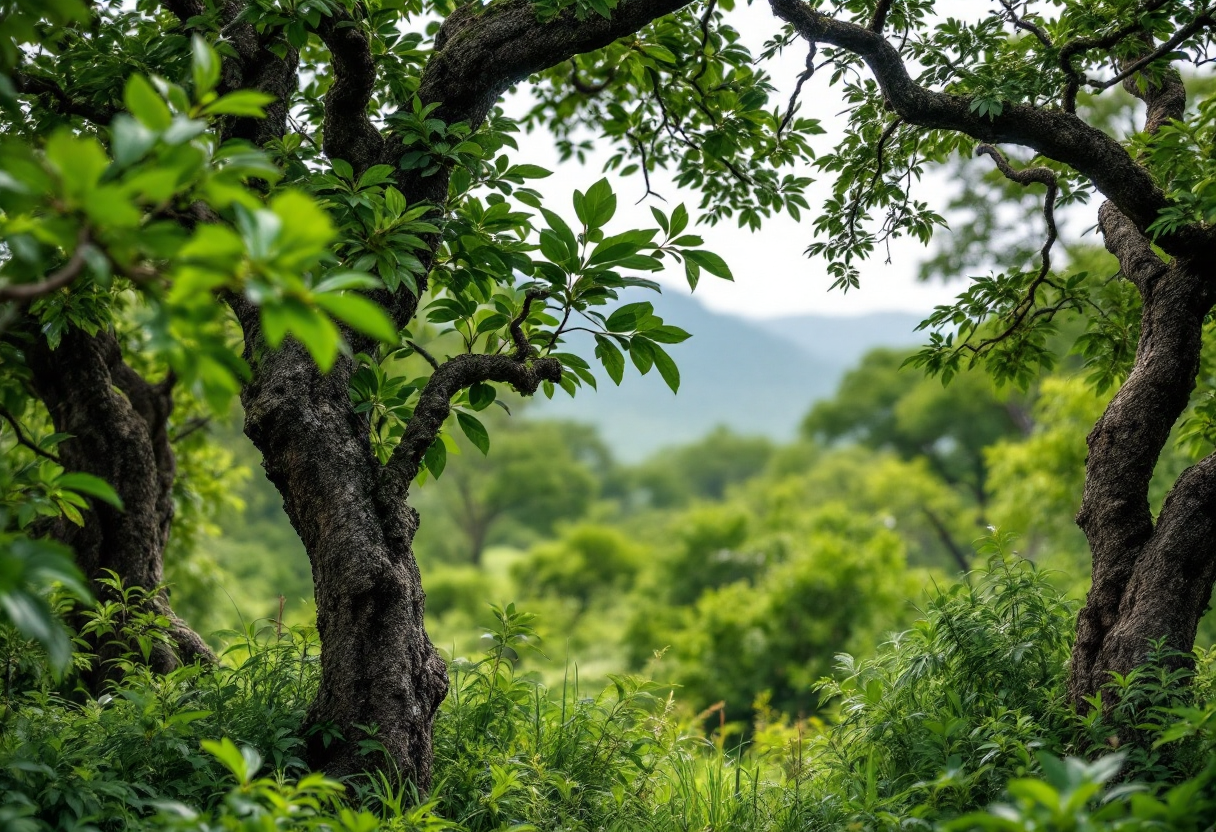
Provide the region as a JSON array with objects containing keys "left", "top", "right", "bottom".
[
  {"left": 394, "top": 0, "right": 694, "bottom": 205},
  {"left": 1093, "top": 10, "right": 1214, "bottom": 95},
  {"left": 869, "top": 0, "right": 894, "bottom": 34},
  {"left": 1097, "top": 201, "right": 1167, "bottom": 295},
  {"left": 1056, "top": 0, "right": 1172, "bottom": 111},
  {"left": 385, "top": 353, "right": 561, "bottom": 487},
  {"left": 510, "top": 288, "right": 548, "bottom": 358},
  {"left": 12, "top": 73, "right": 115, "bottom": 125},
  {"left": 0, "top": 406, "right": 61, "bottom": 462},
  {"left": 766, "top": 0, "right": 1208, "bottom": 257},
  {"left": 998, "top": 1, "right": 1053, "bottom": 48},
  {"left": 0, "top": 232, "right": 90, "bottom": 303},
  {"left": 316, "top": 9, "right": 386, "bottom": 175},
  {"left": 958, "top": 145, "right": 1059, "bottom": 355},
  {"left": 1071, "top": 257, "right": 1214, "bottom": 703}
]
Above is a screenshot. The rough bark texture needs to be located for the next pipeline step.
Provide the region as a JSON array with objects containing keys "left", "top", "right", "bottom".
[
  {"left": 234, "top": 314, "right": 449, "bottom": 786},
  {"left": 1067, "top": 41, "right": 1216, "bottom": 706},
  {"left": 25, "top": 326, "right": 215, "bottom": 685},
  {"left": 1070, "top": 250, "right": 1216, "bottom": 704},
  {"left": 217, "top": 0, "right": 682, "bottom": 787}
]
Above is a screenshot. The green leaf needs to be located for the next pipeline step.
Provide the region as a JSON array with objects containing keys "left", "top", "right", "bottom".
[
  {"left": 191, "top": 35, "right": 221, "bottom": 97},
  {"left": 647, "top": 324, "right": 691, "bottom": 344},
  {"left": 45, "top": 131, "right": 108, "bottom": 198},
  {"left": 124, "top": 75, "right": 173, "bottom": 130},
  {"left": 669, "top": 204, "right": 689, "bottom": 237},
  {"left": 313, "top": 292, "right": 398, "bottom": 345},
  {"left": 594, "top": 335, "right": 625, "bottom": 385},
  {"left": 683, "top": 249, "right": 733, "bottom": 280},
  {"left": 468, "top": 382, "right": 496, "bottom": 411},
  {"left": 57, "top": 473, "right": 123, "bottom": 509},
  {"left": 575, "top": 177, "right": 616, "bottom": 230},
  {"left": 629, "top": 336, "right": 654, "bottom": 374},
  {"left": 423, "top": 437, "right": 447, "bottom": 479},
  {"left": 203, "top": 739, "right": 252, "bottom": 788},
  {"left": 203, "top": 89, "right": 275, "bottom": 118},
  {"left": 606, "top": 302, "right": 653, "bottom": 333},
  {"left": 507, "top": 164, "right": 552, "bottom": 179},
  {"left": 456, "top": 411, "right": 490, "bottom": 455},
  {"left": 650, "top": 341, "right": 680, "bottom": 392},
  {"left": 312, "top": 272, "right": 383, "bottom": 293}
]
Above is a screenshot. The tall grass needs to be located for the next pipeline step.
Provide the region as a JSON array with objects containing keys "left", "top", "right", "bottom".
[{"left": 2, "top": 548, "right": 1215, "bottom": 831}]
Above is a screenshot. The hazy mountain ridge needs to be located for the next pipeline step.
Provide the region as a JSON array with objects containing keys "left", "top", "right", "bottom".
[{"left": 532, "top": 292, "right": 927, "bottom": 459}]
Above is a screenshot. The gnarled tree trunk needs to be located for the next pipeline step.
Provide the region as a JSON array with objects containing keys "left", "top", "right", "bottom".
[
  {"left": 25, "top": 325, "right": 215, "bottom": 686},
  {"left": 201, "top": 0, "right": 687, "bottom": 787},
  {"left": 236, "top": 332, "right": 449, "bottom": 784},
  {"left": 1070, "top": 223, "right": 1216, "bottom": 705}
]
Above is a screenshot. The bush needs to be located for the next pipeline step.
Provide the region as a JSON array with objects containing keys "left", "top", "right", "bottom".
[
  {"left": 6, "top": 548, "right": 1216, "bottom": 832},
  {"left": 511, "top": 524, "right": 644, "bottom": 608},
  {"left": 637, "top": 506, "right": 917, "bottom": 724}
]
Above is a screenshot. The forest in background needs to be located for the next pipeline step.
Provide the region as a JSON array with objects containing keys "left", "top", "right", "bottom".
[{"left": 172, "top": 324, "right": 1181, "bottom": 730}]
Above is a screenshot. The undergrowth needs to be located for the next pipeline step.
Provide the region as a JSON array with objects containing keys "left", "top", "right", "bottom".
[{"left": 3, "top": 547, "right": 1216, "bottom": 831}]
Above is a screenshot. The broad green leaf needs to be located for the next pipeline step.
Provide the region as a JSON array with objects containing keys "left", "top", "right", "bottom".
[
  {"left": 684, "top": 249, "right": 733, "bottom": 280},
  {"left": 191, "top": 35, "right": 220, "bottom": 97},
  {"left": 469, "top": 382, "right": 496, "bottom": 411},
  {"left": 124, "top": 74, "right": 173, "bottom": 130},
  {"left": 650, "top": 341, "right": 680, "bottom": 393},
  {"left": 57, "top": 473, "right": 123, "bottom": 508},
  {"left": 423, "top": 437, "right": 447, "bottom": 479},
  {"left": 606, "top": 302, "right": 653, "bottom": 333},
  {"left": 203, "top": 90, "right": 275, "bottom": 118},
  {"left": 456, "top": 411, "right": 490, "bottom": 455},
  {"left": 594, "top": 335, "right": 624, "bottom": 384},
  {"left": 313, "top": 292, "right": 398, "bottom": 344}
]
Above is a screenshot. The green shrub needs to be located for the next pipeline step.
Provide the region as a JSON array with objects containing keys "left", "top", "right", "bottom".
[
  {"left": 809, "top": 533, "right": 1076, "bottom": 820},
  {"left": 511, "top": 524, "right": 644, "bottom": 608},
  {"left": 636, "top": 506, "right": 916, "bottom": 724}
]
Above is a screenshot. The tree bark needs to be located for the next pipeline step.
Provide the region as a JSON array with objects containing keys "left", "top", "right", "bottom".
[
  {"left": 233, "top": 306, "right": 450, "bottom": 785},
  {"left": 1070, "top": 225, "right": 1216, "bottom": 705},
  {"left": 25, "top": 326, "right": 215, "bottom": 685}
]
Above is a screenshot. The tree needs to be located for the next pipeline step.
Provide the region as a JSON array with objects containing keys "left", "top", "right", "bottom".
[
  {"left": 2, "top": 0, "right": 731, "bottom": 789},
  {"left": 5, "top": 0, "right": 1215, "bottom": 789},
  {"left": 803, "top": 348, "right": 1029, "bottom": 513},
  {"left": 414, "top": 418, "right": 604, "bottom": 565}
]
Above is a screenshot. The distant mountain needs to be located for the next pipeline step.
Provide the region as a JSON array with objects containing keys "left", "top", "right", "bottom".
[
  {"left": 531, "top": 293, "right": 929, "bottom": 460},
  {"left": 758, "top": 311, "right": 926, "bottom": 368}
]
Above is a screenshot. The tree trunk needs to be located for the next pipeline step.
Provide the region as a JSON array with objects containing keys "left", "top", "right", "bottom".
[
  {"left": 1070, "top": 217, "right": 1216, "bottom": 707},
  {"left": 25, "top": 326, "right": 215, "bottom": 685},
  {"left": 236, "top": 318, "right": 447, "bottom": 786}
]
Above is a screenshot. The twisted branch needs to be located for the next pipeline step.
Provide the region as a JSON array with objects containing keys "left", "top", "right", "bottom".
[
  {"left": 384, "top": 351, "right": 561, "bottom": 487},
  {"left": 766, "top": 0, "right": 1208, "bottom": 257},
  {"left": 0, "top": 231, "right": 90, "bottom": 303}
]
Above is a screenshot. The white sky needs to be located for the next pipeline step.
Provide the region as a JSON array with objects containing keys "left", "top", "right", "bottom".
[{"left": 503, "top": 0, "right": 987, "bottom": 319}]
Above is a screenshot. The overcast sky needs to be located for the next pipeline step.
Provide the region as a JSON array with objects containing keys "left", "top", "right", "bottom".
[{"left": 503, "top": 0, "right": 986, "bottom": 320}]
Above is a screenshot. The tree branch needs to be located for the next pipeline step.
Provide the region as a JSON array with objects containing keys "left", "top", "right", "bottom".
[
  {"left": 957, "top": 145, "right": 1059, "bottom": 355},
  {"left": 868, "top": 0, "right": 894, "bottom": 34},
  {"left": 1097, "top": 201, "right": 1167, "bottom": 296},
  {"left": 0, "top": 231, "right": 90, "bottom": 303},
  {"left": 12, "top": 73, "right": 115, "bottom": 125},
  {"left": 510, "top": 288, "right": 548, "bottom": 358},
  {"left": 766, "top": 0, "right": 1208, "bottom": 258},
  {"left": 393, "top": 0, "right": 695, "bottom": 206},
  {"left": 1092, "top": 9, "right": 1214, "bottom": 96},
  {"left": 1056, "top": 0, "right": 1173, "bottom": 112},
  {"left": 316, "top": 9, "right": 386, "bottom": 175},
  {"left": 998, "top": 0, "right": 1052, "bottom": 48},
  {"left": 0, "top": 406, "right": 61, "bottom": 462},
  {"left": 384, "top": 353, "right": 562, "bottom": 488}
]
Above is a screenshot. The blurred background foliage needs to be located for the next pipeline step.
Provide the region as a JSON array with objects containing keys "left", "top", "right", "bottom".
[{"left": 159, "top": 322, "right": 1208, "bottom": 736}]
